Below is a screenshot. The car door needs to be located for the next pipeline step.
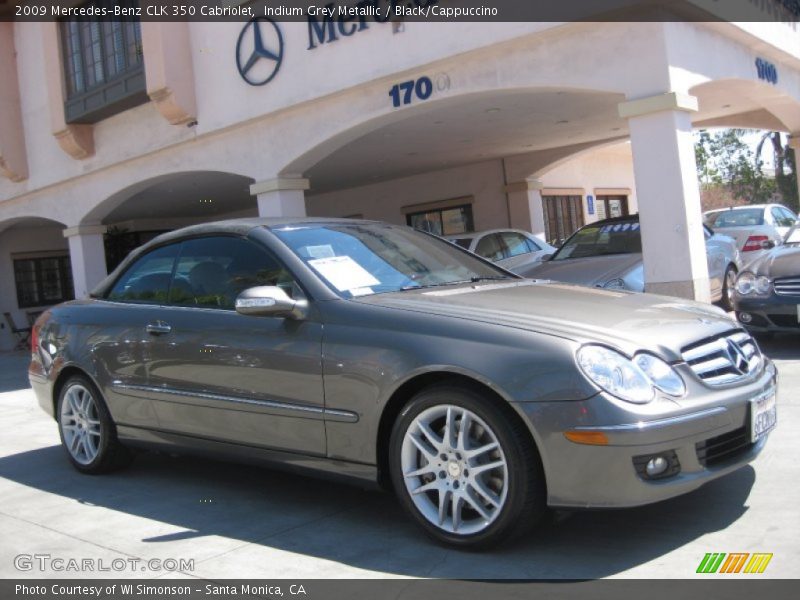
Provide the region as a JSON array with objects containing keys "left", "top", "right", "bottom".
[
  {"left": 141, "top": 235, "right": 326, "bottom": 456},
  {"left": 95, "top": 243, "right": 183, "bottom": 428}
]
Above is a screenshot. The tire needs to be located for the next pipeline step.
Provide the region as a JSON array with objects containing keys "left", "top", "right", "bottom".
[
  {"left": 56, "top": 375, "right": 132, "bottom": 474},
  {"left": 389, "top": 384, "right": 546, "bottom": 549},
  {"left": 720, "top": 264, "right": 737, "bottom": 312}
]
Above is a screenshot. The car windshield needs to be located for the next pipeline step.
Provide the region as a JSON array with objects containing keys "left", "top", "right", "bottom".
[
  {"left": 272, "top": 223, "right": 512, "bottom": 298},
  {"left": 451, "top": 238, "right": 472, "bottom": 249},
  {"left": 705, "top": 208, "right": 765, "bottom": 228},
  {"left": 552, "top": 221, "right": 642, "bottom": 261}
]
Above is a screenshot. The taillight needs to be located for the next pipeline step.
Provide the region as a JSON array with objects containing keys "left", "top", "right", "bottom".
[
  {"left": 742, "top": 235, "right": 769, "bottom": 252},
  {"left": 31, "top": 323, "right": 39, "bottom": 354}
]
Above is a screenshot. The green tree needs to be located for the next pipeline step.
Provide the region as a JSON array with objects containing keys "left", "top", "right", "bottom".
[
  {"left": 756, "top": 131, "right": 799, "bottom": 213},
  {"left": 694, "top": 129, "right": 776, "bottom": 204}
]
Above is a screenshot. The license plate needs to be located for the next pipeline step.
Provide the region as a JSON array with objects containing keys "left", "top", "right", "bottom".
[
  {"left": 750, "top": 390, "right": 777, "bottom": 443},
  {"left": 797, "top": 304, "right": 800, "bottom": 322}
]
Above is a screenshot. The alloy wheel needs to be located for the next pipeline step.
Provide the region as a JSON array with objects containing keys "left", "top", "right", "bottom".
[
  {"left": 400, "top": 404, "right": 509, "bottom": 535},
  {"left": 59, "top": 384, "right": 102, "bottom": 465}
]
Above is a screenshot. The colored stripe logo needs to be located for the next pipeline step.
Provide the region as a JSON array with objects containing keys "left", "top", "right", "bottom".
[{"left": 697, "top": 553, "right": 773, "bottom": 574}]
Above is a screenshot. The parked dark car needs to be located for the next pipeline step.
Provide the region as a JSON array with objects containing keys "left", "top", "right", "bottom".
[
  {"left": 734, "top": 223, "right": 800, "bottom": 334},
  {"left": 518, "top": 216, "right": 741, "bottom": 310},
  {"left": 29, "top": 218, "right": 776, "bottom": 548}
]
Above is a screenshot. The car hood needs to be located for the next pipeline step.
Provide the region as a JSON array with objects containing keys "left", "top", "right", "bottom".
[
  {"left": 357, "top": 280, "right": 736, "bottom": 361},
  {"left": 520, "top": 254, "right": 642, "bottom": 286},
  {"left": 748, "top": 244, "right": 800, "bottom": 278}
]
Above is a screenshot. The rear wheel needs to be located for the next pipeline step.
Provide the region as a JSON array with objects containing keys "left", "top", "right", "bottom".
[
  {"left": 57, "top": 375, "right": 132, "bottom": 474},
  {"left": 389, "top": 384, "right": 545, "bottom": 549},
  {"left": 720, "top": 264, "right": 737, "bottom": 312}
]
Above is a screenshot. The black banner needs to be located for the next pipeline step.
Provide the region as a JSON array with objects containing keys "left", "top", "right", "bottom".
[
  {"left": 3, "top": 580, "right": 800, "bottom": 600},
  {"left": 2, "top": 0, "right": 800, "bottom": 22}
]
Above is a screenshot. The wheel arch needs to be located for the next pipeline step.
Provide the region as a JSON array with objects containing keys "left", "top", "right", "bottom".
[
  {"left": 375, "top": 371, "right": 546, "bottom": 492},
  {"left": 52, "top": 364, "right": 103, "bottom": 417}
]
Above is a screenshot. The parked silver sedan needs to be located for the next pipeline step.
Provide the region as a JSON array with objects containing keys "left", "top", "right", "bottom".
[
  {"left": 704, "top": 204, "right": 797, "bottom": 266},
  {"left": 446, "top": 229, "right": 557, "bottom": 274},
  {"left": 29, "top": 218, "right": 775, "bottom": 548},
  {"left": 519, "top": 216, "right": 742, "bottom": 310}
]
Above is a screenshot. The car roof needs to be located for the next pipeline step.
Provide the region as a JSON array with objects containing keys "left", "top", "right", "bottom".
[
  {"left": 444, "top": 228, "right": 532, "bottom": 240},
  {"left": 583, "top": 215, "right": 639, "bottom": 226},
  {"left": 146, "top": 216, "right": 383, "bottom": 246},
  {"left": 704, "top": 205, "right": 770, "bottom": 214}
]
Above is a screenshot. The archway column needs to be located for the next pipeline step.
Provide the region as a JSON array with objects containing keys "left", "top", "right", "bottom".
[
  {"left": 251, "top": 177, "right": 309, "bottom": 218},
  {"left": 619, "top": 92, "right": 710, "bottom": 303},
  {"left": 63, "top": 224, "right": 107, "bottom": 299},
  {"left": 504, "top": 179, "right": 546, "bottom": 241}
]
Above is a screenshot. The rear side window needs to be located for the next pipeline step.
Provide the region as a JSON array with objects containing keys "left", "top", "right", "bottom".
[
  {"left": 709, "top": 209, "right": 765, "bottom": 227},
  {"left": 168, "top": 236, "right": 298, "bottom": 310},
  {"left": 475, "top": 234, "right": 505, "bottom": 261},
  {"left": 774, "top": 207, "right": 797, "bottom": 227},
  {"left": 500, "top": 232, "right": 535, "bottom": 257},
  {"left": 106, "top": 244, "right": 180, "bottom": 304}
]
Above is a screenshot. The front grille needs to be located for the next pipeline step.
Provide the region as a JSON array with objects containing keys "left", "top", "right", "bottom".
[
  {"left": 768, "top": 314, "right": 800, "bottom": 329},
  {"left": 774, "top": 277, "right": 800, "bottom": 297},
  {"left": 696, "top": 426, "right": 753, "bottom": 468},
  {"left": 682, "top": 330, "right": 761, "bottom": 386}
]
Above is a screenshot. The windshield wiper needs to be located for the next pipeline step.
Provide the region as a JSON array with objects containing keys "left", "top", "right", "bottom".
[{"left": 398, "top": 276, "right": 512, "bottom": 292}]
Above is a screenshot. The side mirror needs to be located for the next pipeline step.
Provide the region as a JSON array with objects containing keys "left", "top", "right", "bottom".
[
  {"left": 235, "top": 286, "right": 307, "bottom": 319},
  {"left": 541, "top": 253, "right": 553, "bottom": 262}
]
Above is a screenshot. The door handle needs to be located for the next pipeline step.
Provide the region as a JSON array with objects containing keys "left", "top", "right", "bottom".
[{"left": 145, "top": 321, "right": 172, "bottom": 335}]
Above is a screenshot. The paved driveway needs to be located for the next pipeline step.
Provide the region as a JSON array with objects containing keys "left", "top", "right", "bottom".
[{"left": 1, "top": 338, "right": 798, "bottom": 580}]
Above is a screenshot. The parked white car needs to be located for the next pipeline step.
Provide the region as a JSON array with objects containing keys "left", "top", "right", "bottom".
[
  {"left": 446, "top": 229, "right": 557, "bottom": 274},
  {"left": 703, "top": 204, "right": 797, "bottom": 266}
]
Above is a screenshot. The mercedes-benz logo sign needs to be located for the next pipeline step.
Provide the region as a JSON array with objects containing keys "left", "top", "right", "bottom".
[
  {"left": 726, "top": 339, "right": 750, "bottom": 374},
  {"left": 236, "top": 18, "right": 284, "bottom": 86}
]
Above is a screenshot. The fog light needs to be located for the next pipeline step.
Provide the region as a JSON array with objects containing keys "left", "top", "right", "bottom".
[
  {"left": 646, "top": 456, "right": 668, "bottom": 477},
  {"left": 739, "top": 312, "right": 752, "bottom": 324},
  {"left": 632, "top": 450, "right": 680, "bottom": 480}
]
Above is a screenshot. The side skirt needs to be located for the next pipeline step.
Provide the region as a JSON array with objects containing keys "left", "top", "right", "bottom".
[{"left": 116, "top": 424, "right": 381, "bottom": 490}]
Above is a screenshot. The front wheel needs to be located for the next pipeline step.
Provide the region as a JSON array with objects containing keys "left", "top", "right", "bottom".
[
  {"left": 720, "top": 264, "right": 738, "bottom": 312},
  {"left": 389, "top": 385, "right": 545, "bottom": 549},
  {"left": 57, "top": 375, "right": 132, "bottom": 474}
]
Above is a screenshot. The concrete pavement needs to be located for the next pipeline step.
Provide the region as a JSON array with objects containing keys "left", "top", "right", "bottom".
[{"left": 1, "top": 337, "right": 798, "bottom": 579}]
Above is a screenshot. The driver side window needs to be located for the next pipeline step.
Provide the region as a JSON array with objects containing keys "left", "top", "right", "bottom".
[{"left": 168, "top": 236, "right": 299, "bottom": 310}]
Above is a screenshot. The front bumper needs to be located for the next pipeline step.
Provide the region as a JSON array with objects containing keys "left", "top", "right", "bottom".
[
  {"left": 515, "top": 358, "right": 777, "bottom": 508},
  {"left": 734, "top": 294, "right": 800, "bottom": 333}
]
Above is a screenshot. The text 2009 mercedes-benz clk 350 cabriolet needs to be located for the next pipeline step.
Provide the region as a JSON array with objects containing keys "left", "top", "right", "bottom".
[{"left": 29, "top": 218, "right": 777, "bottom": 548}]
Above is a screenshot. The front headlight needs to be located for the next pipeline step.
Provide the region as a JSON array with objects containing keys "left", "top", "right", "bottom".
[
  {"left": 602, "top": 278, "right": 627, "bottom": 290},
  {"left": 577, "top": 345, "right": 686, "bottom": 404},
  {"left": 577, "top": 345, "right": 654, "bottom": 404},
  {"left": 736, "top": 272, "right": 771, "bottom": 296},
  {"left": 634, "top": 353, "right": 686, "bottom": 396}
]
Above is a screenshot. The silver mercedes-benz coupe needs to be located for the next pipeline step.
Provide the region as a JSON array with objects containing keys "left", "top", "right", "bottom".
[{"left": 29, "top": 218, "right": 777, "bottom": 548}]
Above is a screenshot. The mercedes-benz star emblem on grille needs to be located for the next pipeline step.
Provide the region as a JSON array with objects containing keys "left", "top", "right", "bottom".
[
  {"left": 726, "top": 339, "right": 750, "bottom": 374},
  {"left": 236, "top": 18, "right": 284, "bottom": 86}
]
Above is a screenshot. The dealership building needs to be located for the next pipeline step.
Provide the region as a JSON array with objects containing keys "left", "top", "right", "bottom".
[{"left": 1, "top": 3, "right": 799, "bottom": 350}]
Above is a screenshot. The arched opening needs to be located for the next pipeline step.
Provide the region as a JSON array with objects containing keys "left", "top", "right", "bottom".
[
  {"left": 280, "top": 87, "right": 631, "bottom": 243},
  {"left": 82, "top": 170, "right": 256, "bottom": 272},
  {"left": 0, "top": 217, "right": 69, "bottom": 351}
]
